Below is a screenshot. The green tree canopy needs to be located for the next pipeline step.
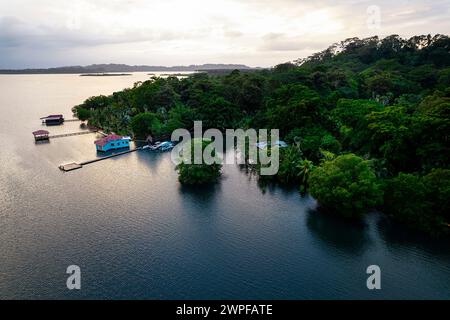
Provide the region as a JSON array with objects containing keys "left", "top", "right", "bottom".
[
  {"left": 309, "top": 154, "right": 383, "bottom": 218},
  {"left": 75, "top": 107, "right": 91, "bottom": 121},
  {"left": 176, "top": 139, "right": 223, "bottom": 185},
  {"left": 383, "top": 172, "right": 448, "bottom": 235},
  {"left": 130, "top": 112, "right": 162, "bottom": 138}
]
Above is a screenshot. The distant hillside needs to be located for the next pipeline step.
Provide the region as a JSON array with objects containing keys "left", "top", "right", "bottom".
[{"left": 0, "top": 63, "right": 256, "bottom": 74}]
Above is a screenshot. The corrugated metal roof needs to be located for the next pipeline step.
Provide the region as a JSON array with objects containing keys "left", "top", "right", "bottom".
[
  {"left": 95, "top": 134, "right": 124, "bottom": 147},
  {"left": 32, "top": 130, "right": 50, "bottom": 136},
  {"left": 40, "top": 114, "right": 64, "bottom": 120}
]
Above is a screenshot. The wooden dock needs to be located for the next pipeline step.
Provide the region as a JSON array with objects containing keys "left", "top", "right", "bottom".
[
  {"left": 64, "top": 119, "right": 83, "bottom": 122},
  {"left": 48, "top": 131, "right": 96, "bottom": 139},
  {"left": 79, "top": 147, "right": 143, "bottom": 165},
  {"left": 59, "top": 147, "right": 143, "bottom": 172},
  {"left": 59, "top": 163, "right": 83, "bottom": 172}
]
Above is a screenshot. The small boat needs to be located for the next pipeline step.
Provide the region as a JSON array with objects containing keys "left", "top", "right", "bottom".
[
  {"left": 158, "top": 141, "right": 174, "bottom": 151},
  {"left": 256, "top": 140, "right": 288, "bottom": 150},
  {"left": 145, "top": 141, "right": 174, "bottom": 152}
]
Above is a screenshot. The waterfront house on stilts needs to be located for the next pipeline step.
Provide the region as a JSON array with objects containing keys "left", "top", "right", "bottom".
[
  {"left": 41, "top": 114, "right": 64, "bottom": 125},
  {"left": 32, "top": 130, "right": 50, "bottom": 141}
]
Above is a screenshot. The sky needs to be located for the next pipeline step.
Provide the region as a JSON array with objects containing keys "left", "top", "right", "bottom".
[{"left": 0, "top": 0, "right": 449, "bottom": 68}]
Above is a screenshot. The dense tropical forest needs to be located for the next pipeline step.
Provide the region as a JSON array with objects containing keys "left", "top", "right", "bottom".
[{"left": 74, "top": 34, "right": 450, "bottom": 236}]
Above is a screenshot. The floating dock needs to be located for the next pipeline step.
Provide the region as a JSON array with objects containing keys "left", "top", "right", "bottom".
[
  {"left": 59, "top": 163, "right": 83, "bottom": 172},
  {"left": 59, "top": 147, "right": 143, "bottom": 172}
]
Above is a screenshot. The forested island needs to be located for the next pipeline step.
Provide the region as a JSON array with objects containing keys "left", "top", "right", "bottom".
[
  {"left": 0, "top": 63, "right": 255, "bottom": 74},
  {"left": 73, "top": 34, "right": 450, "bottom": 236}
]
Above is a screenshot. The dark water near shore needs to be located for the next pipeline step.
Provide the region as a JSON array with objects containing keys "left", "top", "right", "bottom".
[{"left": 0, "top": 73, "right": 449, "bottom": 299}]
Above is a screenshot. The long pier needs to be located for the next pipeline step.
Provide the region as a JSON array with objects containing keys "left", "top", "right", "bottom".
[
  {"left": 79, "top": 147, "right": 143, "bottom": 165},
  {"left": 49, "top": 131, "right": 96, "bottom": 139},
  {"left": 59, "top": 147, "right": 143, "bottom": 172}
]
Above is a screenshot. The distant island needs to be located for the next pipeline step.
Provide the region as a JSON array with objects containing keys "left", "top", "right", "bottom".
[
  {"left": 80, "top": 73, "right": 132, "bottom": 77},
  {"left": 157, "top": 73, "right": 196, "bottom": 77},
  {"left": 0, "top": 63, "right": 258, "bottom": 74}
]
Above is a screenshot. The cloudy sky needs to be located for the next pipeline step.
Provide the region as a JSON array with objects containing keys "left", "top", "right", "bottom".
[{"left": 0, "top": 0, "right": 449, "bottom": 68}]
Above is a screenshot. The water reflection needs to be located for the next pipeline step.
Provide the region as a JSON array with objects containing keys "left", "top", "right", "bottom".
[
  {"left": 134, "top": 149, "right": 167, "bottom": 169},
  {"left": 238, "top": 163, "right": 297, "bottom": 196},
  {"left": 306, "top": 208, "right": 372, "bottom": 255},
  {"left": 377, "top": 214, "right": 450, "bottom": 258},
  {"left": 178, "top": 182, "right": 221, "bottom": 205},
  {"left": 176, "top": 183, "right": 222, "bottom": 225},
  {"left": 34, "top": 140, "right": 50, "bottom": 145}
]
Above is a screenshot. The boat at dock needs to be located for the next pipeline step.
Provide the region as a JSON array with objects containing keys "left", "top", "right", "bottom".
[{"left": 143, "top": 141, "right": 175, "bottom": 152}]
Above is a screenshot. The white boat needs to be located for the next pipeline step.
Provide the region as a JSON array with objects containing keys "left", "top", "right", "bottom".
[
  {"left": 158, "top": 141, "right": 174, "bottom": 151},
  {"left": 256, "top": 140, "right": 288, "bottom": 149},
  {"left": 144, "top": 141, "right": 174, "bottom": 152}
]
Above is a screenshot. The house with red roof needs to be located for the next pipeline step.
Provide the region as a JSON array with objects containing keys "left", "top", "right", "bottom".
[
  {"left": 95, "top": 134, "right": 131, "bottom": 152},
  {"left": 32, "top": 130, "right": 50, "bottom": 141}
]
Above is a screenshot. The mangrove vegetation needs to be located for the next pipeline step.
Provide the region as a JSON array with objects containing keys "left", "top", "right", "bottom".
[{"left": 73, "top": 34, "right": 450, "bottom": 235}]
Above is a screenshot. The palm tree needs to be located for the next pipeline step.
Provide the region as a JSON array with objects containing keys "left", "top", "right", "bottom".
[{"left": 297, "top": 159, "right": 314, "bottom": 193}]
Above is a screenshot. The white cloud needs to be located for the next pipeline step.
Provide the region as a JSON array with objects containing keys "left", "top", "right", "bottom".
[{"left": 0, "top": 0, "right": 449, "bottom": 68}]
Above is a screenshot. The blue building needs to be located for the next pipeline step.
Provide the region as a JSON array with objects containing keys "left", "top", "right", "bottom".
[{"left": 95, "top": 134, "right": 131, "bottom": 152}]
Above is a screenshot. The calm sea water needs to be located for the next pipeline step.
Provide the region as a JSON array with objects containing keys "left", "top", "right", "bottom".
[{"left": 0, "top": 73, "right": 449, "bottom": 300}]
